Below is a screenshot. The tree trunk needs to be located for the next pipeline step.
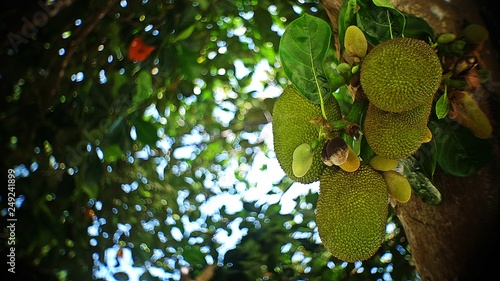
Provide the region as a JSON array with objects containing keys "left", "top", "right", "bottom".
[{"left": 320, "top": 0, "right": 500, "bottom": 280}]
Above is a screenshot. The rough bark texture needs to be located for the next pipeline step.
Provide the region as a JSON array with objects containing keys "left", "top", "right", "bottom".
[{"left": 320, "top": 0, "right": 500, "bottom": 280}]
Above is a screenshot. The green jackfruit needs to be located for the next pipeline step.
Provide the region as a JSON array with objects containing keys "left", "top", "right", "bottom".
[
  {"left": 344, "top": 25, "right": 367, "bottom": 60},
  {"left": 292, "top": 143, "right": 314, "bottom": 177},
  {"left": 462, "top": 24, "right": 489, "bottom": 44},
  {"left": 338, "top": 145, "right": 360, "bottom": 172},
  {"left": 369, "top": 155, "right": 398, "bottom": 171},
  {"left": 272, "top": 85, "right": 342, "bottom": 183},
  {"left": 317, "top": 165, "right": 388, "bottom": 262},
  {"left": 360, "top": 37, "right": 442, "bottom": 112},
  {"left": 364, "top": 102, "right": 432, "bottom": 159},
  {"left": 383, "top": 170, "right": 411, "bottom": 203}
]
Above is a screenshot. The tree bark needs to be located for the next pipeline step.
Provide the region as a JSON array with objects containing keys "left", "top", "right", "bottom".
[{"left": 320, "top": 0, "right": 500, "bottom": 280}]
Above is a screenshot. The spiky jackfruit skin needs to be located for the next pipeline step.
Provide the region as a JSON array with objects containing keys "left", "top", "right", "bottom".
[
  {"left": 272, "top": 85, "right": 342, "bottom": 183},
  {"left": 317, "top": 165, "right": 388, "bottom": 262},
  {"left": 360, "top": 37, "right": 442, "bottom": 112},
  {"left": 364, "top": 102, "right": 432, "bottom": 159}
]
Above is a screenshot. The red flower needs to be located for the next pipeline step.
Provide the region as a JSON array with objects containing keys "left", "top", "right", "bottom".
[{"left": 128, "top": 37, "right": 156, "bottom": 62}]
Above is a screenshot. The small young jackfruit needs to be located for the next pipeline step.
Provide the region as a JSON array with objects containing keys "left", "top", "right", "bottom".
[
  {"left": 317, "top": 165, "right": 388, "bottom": 262},
  {"left": 344, "top": 25, "right": 367, "bottom": 60},
  {"left": 369, "top": 155, "right": 398, "bottom": 171},
  {"left": 437, "top": 33, "right": 456, "bottom": 44},
  {"left": 364, "top": 102, "right": 432, "bottom": 159},
  {"left": 462, "top": 24, "right": 489, "bottom": 44},
  {"left": 383, "top": 170, "right": 412, "bottom": 203},
  {"left": 360, "top": 37, "right": 442, "bottom": 112},
  {"left": 339, "top": 145, "right": 360, "bottom": 172},
  {"left": 272, "top": 85, "right": 342, "bottom": 183},
  {"left": 292, "top": 143, "right": 314, "bottom": 177},
  {"left": 422, "top": 127, "right": 433, "bottom": 143}
]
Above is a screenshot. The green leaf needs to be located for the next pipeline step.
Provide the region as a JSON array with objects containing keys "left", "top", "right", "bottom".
[
  {"left": 133, "top": 70, "right": 153, "bottom": 104},
  {"left": 372, "top": 0, "right": 394, "bottom": 8},
  {"left": 429, "top": 119, "right": 492, "bottom": 177},
  {"left": 401, "top": 156, "right": 441, "bottom": 205},
  {"left": 111, "top": 72, "right": 128, "bottom": 98},
  {"left": 172, "top": 24, "right": 196, "bottom": 43},
  {"left": 77, "top": 152, "right": 103, "bottom": 198},
  {"left": 133, "top": 118, "right": 159, "bottom": 146},
  {"left": 416, "top": 139, "right": 437, "bottom": 179},
  {"left": 435, "top": 91, "right": 450, "bottom": 119},
  {"left": 279, "top": 13, "right": 333, "bottom": 104},
  {"left": 338, "top": 0, "right": 358, "bottom": 54},
  {"left": 402, "top": 14, "right": 435, "bottom": 41},
  {"left": 102, "top": 144, "right": 123, "bottom": 163},
  {"left": 356, "top": 0, "right": 406, "bottom": 45}
]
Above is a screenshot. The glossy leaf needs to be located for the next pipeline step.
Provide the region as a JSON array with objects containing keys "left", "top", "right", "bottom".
[
  {"left": 102, "top": 144, "right": 123, "bottom": 163},
  {"left": 134, "top": 70, "right": 153, "bottom": 104},
  {"left": 435, "top": 91, "right": 450, "bottom": 119},
  {"left": 402, "top": 14, "right": 435, "bottom": 41},
  {"left": 356, "top": 0, "right": 406, "bottom": 45},
  {"left": 132, "top": 118, "right": 159, "bottom": 146},
  {"left": 279, "top": 13, "right": 333, "bottom": 104},
  {"left": 338, "top": 0, "right": 358, "bottom": 54},
  {"left": 429, "top": 119, "right": 492, "bottom": 177}
]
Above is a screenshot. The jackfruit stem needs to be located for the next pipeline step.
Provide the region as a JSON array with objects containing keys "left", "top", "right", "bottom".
[{"left": 319, "top": 75, "right": 346, "bottom": 121}]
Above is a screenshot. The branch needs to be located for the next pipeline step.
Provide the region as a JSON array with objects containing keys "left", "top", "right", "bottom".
[{"left": 319, "top": 0, "right": 343, "bottom": 58}]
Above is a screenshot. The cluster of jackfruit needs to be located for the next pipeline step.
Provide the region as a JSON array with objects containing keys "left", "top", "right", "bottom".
[
  {"left": 360, "top": 37, "right": 442, "bottom": 159},
  {"left": 272, "top": 33, "right": 432, "bottom": 264},
  {"left": 272, "top": 85, "right": 409, "bottom": 262}
]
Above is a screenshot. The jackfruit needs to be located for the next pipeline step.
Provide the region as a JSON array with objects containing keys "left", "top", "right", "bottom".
[
  {"left": 273, "top": 85, "right": 342, "bottom": 183},
  {"left": 292, "top": 143, "right": 314, "bottom": 177},
  {"left": 422, "top": 127, "right": 433, "bottom": 143},
  {"left": 462, "top": 24, "right": 489, "bottom": 44},
  {"left": 364, "top": 102, "right": 432, "bottom": 159},
  {"left": 383, "top": 170, "right": 412, "bottom": 203},
  {"left": 339, "top": 145, "right": 360, "bottom": 172},
  {"left": 360, "top": 37, "right": 442, "bottom": 112},
  {"left": 437, "top": 33, "right": 456, "bottom": 44},
  {"left": 369, "top": 155, "right": 398, "bottom": 171},
  {"left": 317, "top": 165, "right": 388, "bottom": 262},
  {"left": 344, "top": 25, "right": 367, "bottom": 60}
]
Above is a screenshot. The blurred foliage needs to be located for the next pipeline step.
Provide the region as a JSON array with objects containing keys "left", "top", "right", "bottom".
[{"left": 1, "top": 1, "right": 415, "bottom": 280}]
